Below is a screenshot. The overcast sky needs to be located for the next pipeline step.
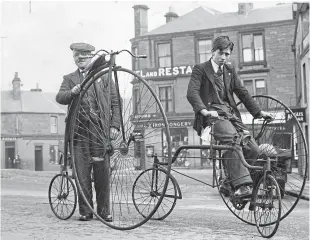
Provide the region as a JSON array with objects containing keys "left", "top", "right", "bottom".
[{"left": 1, "top": 0, "right": 286, "bottom": 92}]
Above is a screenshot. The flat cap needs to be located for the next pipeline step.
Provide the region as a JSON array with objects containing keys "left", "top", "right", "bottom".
[{"left": 70, "top": 42, "right": 95, "bottom": 52}]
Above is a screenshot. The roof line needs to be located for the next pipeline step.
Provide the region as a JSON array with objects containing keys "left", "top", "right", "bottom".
[
  {"left": 131, "top": 19, "right": 295, "bottom": 40},
  {"left": 41, "top": 93, "right": 67, "bottom": 114}
]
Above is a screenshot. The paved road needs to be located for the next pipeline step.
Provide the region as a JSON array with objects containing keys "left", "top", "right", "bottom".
[{"left": 1, "top": 169, "right": 309, "bottom": 240}]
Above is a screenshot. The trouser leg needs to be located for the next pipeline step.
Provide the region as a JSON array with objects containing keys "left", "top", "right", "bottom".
[
  {"left": 242, "top": 136, "right": 260, "bottom": 185},
  {"left": 74, "top": 121, "right": 93, "bottom": 216},
  {"left": 89, "top": 121, "right": 111, "bottom": 216},
  {"left": 213, "top": 119, "right": 253, "bottom": 188},
  {"left": 93, "top": 157, "right": 110, "bottom": 216}
]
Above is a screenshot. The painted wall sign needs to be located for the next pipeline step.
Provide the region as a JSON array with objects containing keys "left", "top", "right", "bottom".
[
  {"left": 1, "top": 137, "right": 17, "bottom": 141},
  {"left": 134, "top": 119, "right": 194, "bottom": 129},
  {"left": 131, "top": 113, "right": 160, "bottom": 121},
  {"left": 135, "top": 65, "right": 194, "bottom": 79},
  {"left": 285, "top": 108, "right": 306, "bottom": 123}
]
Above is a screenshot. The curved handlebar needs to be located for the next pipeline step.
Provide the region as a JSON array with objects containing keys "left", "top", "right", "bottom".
[{"left": 82, "top": 49, "right": 147, "bottom": 73}]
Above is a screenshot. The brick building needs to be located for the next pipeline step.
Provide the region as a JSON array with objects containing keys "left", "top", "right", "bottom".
[
  {"left": 1, "top": 73, "right": 66, "bottom": 171},
  {"left": 292, "top": 2, "right": 309, "bottom": 176},
  {"left": 130, "top": 3, "right": 297, "bottom": 168}
]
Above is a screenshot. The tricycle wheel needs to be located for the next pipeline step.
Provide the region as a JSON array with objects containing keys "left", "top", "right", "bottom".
[
  {"left": 133, "top": 168, "right": 177, "bottom": 220},
  {"left": 253, "top": 174, "right": 281, "bottom": 238}
]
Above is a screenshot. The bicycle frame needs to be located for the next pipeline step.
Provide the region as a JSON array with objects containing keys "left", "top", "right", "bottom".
[{"left": 150, "top": 120, "right": 277, "bottom": 189}]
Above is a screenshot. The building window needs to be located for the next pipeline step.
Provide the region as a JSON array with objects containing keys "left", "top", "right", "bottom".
[
  {"left": 302, "top": 63, "right": 307, "bottom": 104},
  {"left": 133, "top": 88, "right": 141, "bottom": 114},
  {"left": 49, "top": 145, "right": 59, "bottom": 165},
  {"left": 159, "top": 86, "right": 173, "bottom": 112},
  {"left": 198, "top": 39, "right": 212, "bottom": 63},
  {"left": 162, "top": 128, "right": 189, "bottom": 165},
  {"left": 241, "top": 33, "right": 265, "bottom": 63},
  {"left": 132, "top": 47, "right": 138, "bottom": 70},
  {"left": 242, "top": 79, "right": 267, "bottom": 109},
  {"left": 50, "top": 116, "right": 58, "bottom": 134},
  {"left": 302, "top": 11, "right": 309, "bottom": 43},
  {"left": 158, "top": 43, "right": 171, "bottom": 68}
]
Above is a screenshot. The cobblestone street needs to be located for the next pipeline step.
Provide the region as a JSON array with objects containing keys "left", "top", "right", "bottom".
[{"left": 1, "top": 169, "right": 309, "bottom": 240}]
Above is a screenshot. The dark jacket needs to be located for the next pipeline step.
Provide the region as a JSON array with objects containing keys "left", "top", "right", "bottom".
[
  {"left": 56, "top": 69, "right": 121, "bottom": 130},
  {"left": 186, "top": 60, "right": 261, "bottom": 136}
]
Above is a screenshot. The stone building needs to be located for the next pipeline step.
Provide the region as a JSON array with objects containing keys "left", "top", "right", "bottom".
[
  {"left": 1, "top": 73, "right": 66, "bottom": 171},
  {"left": 130, "top": 3, "right": 297, "bottom": 168},
  {"left": 292, "top": 2, "right": 309, "bottom": 176}
]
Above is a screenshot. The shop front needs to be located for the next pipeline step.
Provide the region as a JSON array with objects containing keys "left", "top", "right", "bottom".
[{"left": 133, "top": 118, "right": 210, "bottom": 169}]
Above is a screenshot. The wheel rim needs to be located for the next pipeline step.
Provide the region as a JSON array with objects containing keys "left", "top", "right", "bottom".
[
  {"left": 218, "top": 95, "right": 309, "bottom": 225},
  {"left": 254, "top": 175, "right": 281, "bottom": 238},
  {"left": 132, "top": 168, "right": 177, "bottom": 220},
  {"left": 48, "top": 174, "right": 77, "bottom": 220},
  {"left": 69, "top": 68, "right": 172, "bottom": 230}
]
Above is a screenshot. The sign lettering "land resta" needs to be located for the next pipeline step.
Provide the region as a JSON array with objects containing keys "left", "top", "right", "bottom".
[{"left": 135, "top": 65, "right": 194, "bottom": 78}]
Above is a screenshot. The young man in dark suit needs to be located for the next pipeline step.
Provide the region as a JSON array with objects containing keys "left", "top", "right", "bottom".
[
  {"left": 56, "top": 43, "right": 120, "bottom": 221},
  {"left": 187, "top": 36, "right": 272, "bottom": 197}
]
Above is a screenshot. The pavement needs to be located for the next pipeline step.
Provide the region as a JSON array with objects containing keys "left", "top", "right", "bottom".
[{"left": 1, "top": 169, "right": 309, "bottom": 240}]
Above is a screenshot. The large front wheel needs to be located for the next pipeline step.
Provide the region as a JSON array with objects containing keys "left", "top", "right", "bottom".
[{"left": 68, "top": 67, "right": 172, "bottom": 230}]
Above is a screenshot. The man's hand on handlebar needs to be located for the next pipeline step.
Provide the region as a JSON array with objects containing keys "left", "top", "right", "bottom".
[
  {"left": 71, "top": 84, "right": 81, "bottom": 96},
  {"left": 258, "top": 110, "right": 274, "bottom": 122},
  {"left": 200, "top": 109, "right": 219, "bottom": 119}
]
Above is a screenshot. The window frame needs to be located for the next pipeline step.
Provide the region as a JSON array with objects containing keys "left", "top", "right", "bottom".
[
  {"left": 155, "top": 41, "right": 172, "bottom": 68},
  {"left": 158, "top": 85, "right": 174, "bottom": 113},
  {"left": 238, "top": 77, "right": 267, "bottom": 110},
  {"left": 302, "top": 63, "right": 307, "bottom": 104},
  {"left": 133, "top": 87, "right": 141, "bottom": 114},
  {"left": 197, "top": 38, "right": 213, "bottom": 63},
  {"left": 242, "top": 78, "right": 267, "bottom": 95},
  {"left": 239, "top": 31, "right": 267, "bottom": 66},
  {"left": 49, "top": 145, "right": 59, "bottom": 165},
  {"left": 50, "top": 116, "right": 58, "bottom": 134}
]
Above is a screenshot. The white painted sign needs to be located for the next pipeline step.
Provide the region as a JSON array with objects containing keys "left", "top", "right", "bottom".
[{"left": 135, "top": 65, "right": 193, "bottom": 79}]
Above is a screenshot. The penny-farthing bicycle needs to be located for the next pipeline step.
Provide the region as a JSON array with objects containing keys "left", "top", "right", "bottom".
[{"left": 48, "top": 49, "right": 172, "bottom": 230}]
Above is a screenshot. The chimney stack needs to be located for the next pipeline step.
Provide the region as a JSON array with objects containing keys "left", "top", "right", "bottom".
[
  {"left": 165, "top": 6, "right": 178, "bottom": 23},
  {"left": 30, "top": 82, "right": 42, "bottom": 92},
  {"left": 238, "top": 3, "right": 253, "bottom": 15},
  {"left": 12, "top": 72, "right": 21, "bottom": 100},
  {"left": 133, "top": 5, "right": 149, "bottom": 37}
]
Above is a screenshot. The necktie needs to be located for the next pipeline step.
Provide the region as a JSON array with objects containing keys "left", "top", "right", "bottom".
[
  {"left": 214, "top": 67, "right": 225, "bottom": 101},
  {"left": 216, "top": 67, "right": 223, "bottom": 77}
]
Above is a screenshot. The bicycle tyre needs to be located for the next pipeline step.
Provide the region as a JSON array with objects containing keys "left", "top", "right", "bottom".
[
  {"left": 48, "top": 173, "right": 77, "bottom": 220},
  {"left": 68, "top": 67, "right": 172, "bottom": 230},
  {"left": 216, "top": 95, "right": 308, "bottom": 226},
  {"left": 253, "top": 174, "right": 281, "bottom": 238},
  {"left": 132, "top": 167, "right": 178, "bottom": 220}
]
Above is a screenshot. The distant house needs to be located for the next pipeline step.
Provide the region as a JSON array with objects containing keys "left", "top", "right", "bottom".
[
  {"left": 1, "top": 72, "right": 67, "bottom": 171},
  {"left": 131, "top": 3, "right": 297, "bottom": 169}
]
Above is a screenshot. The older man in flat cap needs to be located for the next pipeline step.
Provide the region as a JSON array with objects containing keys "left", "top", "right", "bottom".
[{"left": 56, "top": 42, "right": 120, "bottom": 221}]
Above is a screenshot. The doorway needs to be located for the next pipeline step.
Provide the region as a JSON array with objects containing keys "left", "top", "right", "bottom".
[
  {"left": 5, "top": 141, "right": 15, "bottom": 169},
  {"left": 35, "top": 145, "right": 43, "bottom": 171}
]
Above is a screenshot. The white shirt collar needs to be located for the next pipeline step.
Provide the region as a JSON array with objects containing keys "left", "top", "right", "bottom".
[
  {"left": 79, "top": 68, "right": 88, "bottom": 77},
  {"left": 211, "top": 58, "right": 223, "bottom": 73}
]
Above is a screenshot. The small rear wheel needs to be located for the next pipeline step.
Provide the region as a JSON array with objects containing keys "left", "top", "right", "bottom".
[
  {"left": 132, "top": 167, "right": 177, "bottom": 220},
  {"left": 48, "top": 173, "right": 77, "bottom": 220},
  {"left": 253, "top": 174, "right": 281, "bottom": 238}
]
